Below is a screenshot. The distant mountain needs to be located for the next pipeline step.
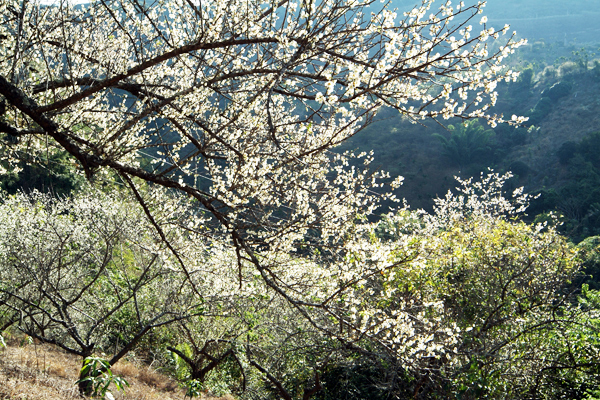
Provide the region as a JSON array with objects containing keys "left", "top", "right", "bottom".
[{"left": 390, "top": 0, "right": 600, "bottom": 44}]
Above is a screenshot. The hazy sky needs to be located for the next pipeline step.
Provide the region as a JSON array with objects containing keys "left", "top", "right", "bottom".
[
  {"left": 392, "top": 0, "right": 600, "bottom": 43},
  {"left": 35, "top": 0, "right": 600, "bottom": 44}
]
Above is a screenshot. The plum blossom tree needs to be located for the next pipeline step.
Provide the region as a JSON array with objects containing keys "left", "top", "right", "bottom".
[
  {"left": 0, "top": 0, "right": 535, "bottom": 396},
  {"left": 0, "top": 188, "right": 207, "bottom": 394},
  {"left": 0, "top": 0, "right": 526, "bottom": 252}
]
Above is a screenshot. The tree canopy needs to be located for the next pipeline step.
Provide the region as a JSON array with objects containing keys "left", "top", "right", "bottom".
[{"left": 0, "top": 0, "right": 528, "bottom": 321}]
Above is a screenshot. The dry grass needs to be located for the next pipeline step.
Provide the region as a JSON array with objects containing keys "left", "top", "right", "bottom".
[{"left": 0, "top": 340, "right": 233, "bottom": 400}]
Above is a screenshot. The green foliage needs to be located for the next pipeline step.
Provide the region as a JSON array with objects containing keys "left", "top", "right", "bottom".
[
  {"left": 580, "top": 284, "right": 600, "bottom": 309},
  {"left": 168, "top": 343, "right": 194, "bottom": 382},
  {"left": 333, "top": 172, "right": 595, "bottom": 399},
  {"left": 185, "top": 379, "right": 204, "bottom": 398},
  {"left": 75, "top": 356, "right": 129, "bottom": 399},
  {"left": 524, "top": 80, "right": 573, "bottom": 125},
  {"left": 528, "top": 96, "right": 553, "bottom": 125},
  {"left": 315, "top": 363, "right": 406, "bottom": 400},
  {"left": 533, "top": 285, "right": 600, "bottom": 399},
  {"left": 541, "top": 81, "right": 573, "bottom": 101},
  {"left": 531, "top": 131, "right": 600, "bottom": 241},
  {"left": 571, "top": 47, "right": 592, "bottom": 72},
  {"left": 585, "top": 389, "right": 600, "bottom": 400},
  {"left": 558, "top": 141, "right": 578, "bottom": 164},
  {"left": 493, "top": 123, "right": 527, "bottom": 148},
  {"left": 578, "top": 131, "right": 600, "bottom": 170},
  {"left": 507, "top": 160, "right": 530, "bottom": 178},
  {"left": 429, "top": 218, "right": 589, "bottom": 399},
  {"left": 577, "top": 237, "right": 600, "bottom": 290},
  {"left": 201, "top": 363, "right": 238, "bottom": 397},
  {"left": 0, "top": 151, "right": 84, "bottom": 196},
  {"left": 433, "top": 120, "right": 496, "bottom": 168},
  {"left": 515, "top": 66, "right": 535, "bottom": 91}
]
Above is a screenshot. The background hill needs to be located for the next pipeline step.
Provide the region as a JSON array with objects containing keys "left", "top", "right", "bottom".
[{"left": 337, "top": 37, "right": 600, "bottom": 241}]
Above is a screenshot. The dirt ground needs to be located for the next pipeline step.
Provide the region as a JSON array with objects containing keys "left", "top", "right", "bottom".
[{"left": 0, "top": 338, "right": 233, "bottom": 400}]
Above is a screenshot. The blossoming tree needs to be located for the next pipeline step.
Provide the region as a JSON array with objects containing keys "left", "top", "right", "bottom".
[
  {"left": 0, "top": 189, "right": 210, "bottom": 394},
  {"left": 0, "top": 0, "right": 536, "bottom": 395}
]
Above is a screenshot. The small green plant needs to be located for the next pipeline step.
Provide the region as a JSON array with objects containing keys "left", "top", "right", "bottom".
[
  {"left": 75, "top": 356, "right": 129, "bottom": 399},
  {"left": 0, "top": 333, "right": 6, "bottom": 349},
  {"left": 19, "top": 335, "right": 33, "bottom": 347},
  {"left": 585, "top": 389, "right": 600, "bottom": 400},
  {"left": 185, "top": 379, "right": 204, "bottom": 398}
]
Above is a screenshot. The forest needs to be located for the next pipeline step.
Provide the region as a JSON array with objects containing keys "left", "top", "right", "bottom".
[{"left": 0, "top": 0, "right": 599, "bottom": 399}]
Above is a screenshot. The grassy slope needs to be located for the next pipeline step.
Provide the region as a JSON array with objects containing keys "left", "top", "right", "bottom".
[{"left": 0, "top": 339, "right": 233, "bottom": 400}]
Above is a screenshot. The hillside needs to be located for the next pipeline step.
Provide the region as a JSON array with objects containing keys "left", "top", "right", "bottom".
[
  {"left": 0, "top": 338, "right": 232, "bottom": 400},
  {"left": 337, "top": 43, "right": 600, "bottom": 239}
]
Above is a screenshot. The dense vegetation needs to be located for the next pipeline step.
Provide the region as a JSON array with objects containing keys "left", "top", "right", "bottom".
[
  {"left": 1, "top": 0, "right": 600, "bottom": 399},
  {"left": 2, "top": 173, "right": 600, "bottom": 399}
]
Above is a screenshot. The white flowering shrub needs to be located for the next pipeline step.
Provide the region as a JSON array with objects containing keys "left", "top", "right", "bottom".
[
  {"left": 330, "top": 171, "right": 583, "bottom": 398},
  {"left": 0, "top": 187, "right": 207, "bottom": 394}
]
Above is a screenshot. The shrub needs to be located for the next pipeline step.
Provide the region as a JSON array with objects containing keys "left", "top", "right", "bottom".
[
  {"left": 541, "top": 81, "right": 573, "bottom": 101},
  {"left": 433, "top": 120, "right": 496, "bottom": 168},
  {"left": 558, "top": 141, "right": 578, "bottom": 164}
]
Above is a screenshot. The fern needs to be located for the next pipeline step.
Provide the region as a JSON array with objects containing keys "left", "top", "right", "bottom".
[{"left": 433, "top": 120, "right": 495, "bottom": 168}]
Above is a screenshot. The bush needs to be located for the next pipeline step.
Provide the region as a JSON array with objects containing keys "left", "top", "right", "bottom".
[
  {"left": 528, "top": 97, "right": 554, "bottom": 124},
  {"left": 0, "top": 151, "right": 83, "bottom": 196},
  {"left": 578, "top": 131, "right": 600, "bottom": 169},
  {"left": 577, "top": 236, "right": 600, "bottom": 290},
  {"left": 508, "top": 160, "right": 530, "bottom": 178},
  {"left": 541, "top": 81, "right": 573, "bottom": 101},
  {"left": 341, "top": 172, "right": 597, "bottom": 399}
]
